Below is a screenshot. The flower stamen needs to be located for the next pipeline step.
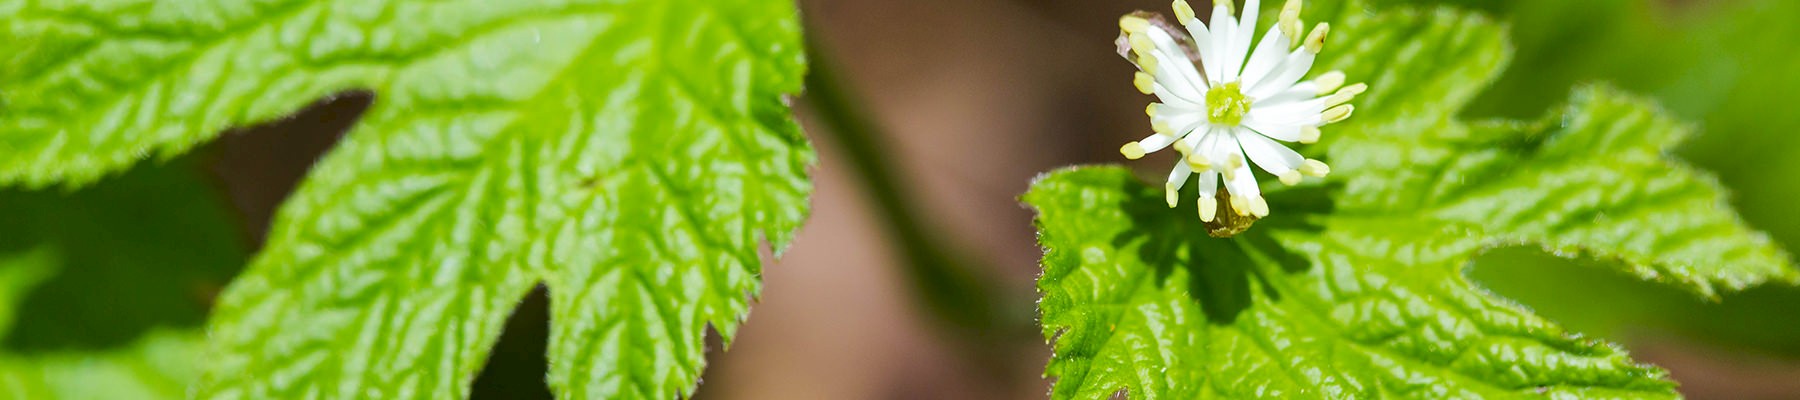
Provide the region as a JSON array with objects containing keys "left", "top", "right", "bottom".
[
  {"left": 1114, "top": 0, "right": 1363, "bottom": 232},
  {"left": 1278, "top": 170, "right": 1302, "bottom": 186},
  {"left": 1298, "top": 126, "right": 1321, "bottom": 144},
  {"left": 1133, "top": 72, "right": 1155, "bottom": 95},
  {"left": 1205, "top": 82, "right": 1253, "bottom": 127},
  {"left": 1186, "top": 153, "right": 1211, "bottom": 170},
  {"left": 1305, "top": 23, "right": 1330, "bottom": 53},
  {"left": 1300, "top": 159, "right": 1331, "bottom": 177},
  {"left": 1315, "top": 71, "right": 1346, "bottom": 94},
  {"left": 1280, "top": 0, "right": 1304, "bottom": 48},
  {"left": 1173, "top": 0, "right": 1197, "bottom": 24},
  {"left": 1198, "top": 196, "right": 1218, "bottom": 222},
  {"left": 1322, "top": 104, "right": 1354, "bottom": 123},
  {"left": 1324, "top": 83, "right": 1368, "bottom": 108},
  {"left": 1120, "top": 16, "right": 1150, "bottom": 33}
]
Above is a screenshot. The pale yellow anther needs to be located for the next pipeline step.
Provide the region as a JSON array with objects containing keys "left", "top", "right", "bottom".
[
  {"left": 1218, "top": 0, "right": 1236, "bottom": 16},
  {"left": 1152, "top": 120, "right": 1173, "bottom": 134},
  {"left": 1172, "top": 139, "right": 1194, "bottom": 154},
  {"left": 1130, "top": 34, "right": 1156, "bottom": 58},
  {"left": 1139, "top": 55, "right": 1160, "bottom": 75},
  {"left": 1298, "top": 126, "right": 1321, "bottom": 144},
  {"left": 1325, "top": 91, "right": 1355, "bottom": 108},
  {"left": 1173, "top": 0, "right": 1197, "bottom": 24},
  {"left": 1314, "top": 71, "right": 1346, "bottom": 95},
  {"left": 1134, "top": 72, "right": 1156, "bottom": 94},
  {"left": 1305, "top": 23, "right": 1330, "bottom": 53},
  {"left": 1199, "top": 196, "right": 1219, "bottom": 222},
  {"left": 1230, "top": 195, "right": 1251, "bottom": 216},
  {"left": 1278, "top": 170, "right": 1302, "bottom": 186},
  {"left": 1146, "top": 103, "right": 1160, "bottom": 118},
  {"left": 1229, "top": 153, "right": 1246, "bottom": 169},
  {"left": 1280, "top": 0, "right": 1304, "bottom": 47},
  {"left": 1322, "top": 104, "right": 1354, "bottom": 123},
  {"left": 1121, "top": 142, "right": 1148, "bottom": 159},
  {"left": 1120, "top": 16, "right": 1151, "bottom": 33},
  {"left": 1300, "top": 159, "right": 1331, "bottom": 177},
  {"left": 1186, "top": 153, "right": 1212, "bottom": 170},
  {"left": 1195, "top": 196, "right": 1224, "bottom": 221},
  {"left": 1165, "top": 183, "right": 1180, "bottom": 208},
  {"left": 1248, "top": 195, "right": 1271, "bottom": 217},
  {"left": 1325, "top": 83, "right": 1367, "bottom": 108}
]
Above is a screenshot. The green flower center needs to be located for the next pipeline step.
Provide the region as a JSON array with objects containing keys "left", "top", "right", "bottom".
[{"left": 1206, "top": 81, "right": 1252, "bottom": 126}]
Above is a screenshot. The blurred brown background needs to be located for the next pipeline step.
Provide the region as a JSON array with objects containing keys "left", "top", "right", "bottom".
[{"left": 704, "top": 1, "right": 1133, "bottom": 398}]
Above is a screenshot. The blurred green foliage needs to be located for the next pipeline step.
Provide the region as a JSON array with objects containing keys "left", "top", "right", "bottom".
[
  {"left": 1386, "top": 0, "right": 1800, "bottom": 241},
  {"left": 1389, "top": 0, "right": 1800, "bottom": 358},
  {"left": 0, "top": 158, "right": 246, "bottom": 399},
  {"left": 1473, "top": 248, "right": 1800, "bottom": 358}
]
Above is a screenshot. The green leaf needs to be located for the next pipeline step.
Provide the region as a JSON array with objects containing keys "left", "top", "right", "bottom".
[
  {"left": 1379, "top": 87, "right": 1792, "bottom": 296},
  {"left": 1404, "top": 0, "right": 1800, "bottom": 358},
  {"left": 1, "top": 0, "right": 812, "bottom": 398},
  {"left": 0, "top": 159, "right": 246, "bottom": 399},
  {"left": 1028, "top": 2, "right": 1797, "bottom": 398},
  {"left": 1380, "top": 0, "right": 1800, "bottom": 247}
]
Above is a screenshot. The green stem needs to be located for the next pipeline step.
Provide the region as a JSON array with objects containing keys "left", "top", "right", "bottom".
[{"left": 801, "top": 36, "right": 1020, "bottom": 340}]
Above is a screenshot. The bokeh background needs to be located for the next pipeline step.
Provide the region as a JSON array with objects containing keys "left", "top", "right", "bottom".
[{"left": 2, "top": 0, "right": 1798, "bottom": 399}]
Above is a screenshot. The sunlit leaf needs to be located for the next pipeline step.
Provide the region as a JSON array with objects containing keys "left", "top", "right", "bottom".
[
  {"left": 1028, "top": 2, "right": 1796, "bottom": 398},
  {"left": 0, "top": 0, "right": 813, "bottom": 398}
]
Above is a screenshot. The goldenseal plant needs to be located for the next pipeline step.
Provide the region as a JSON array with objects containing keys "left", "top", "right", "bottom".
[
  {"left": 1119, "top": 0, "right": 1363, "bottom": 235},
  {"left": 1032, "top": 0, "right": 1800, "bottom": 397}
]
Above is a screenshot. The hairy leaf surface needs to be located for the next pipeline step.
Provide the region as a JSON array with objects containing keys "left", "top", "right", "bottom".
[
  {"left": 1028, "top": 2, "right": 1797, "bottom": 398},
  {"left": 0, "top": 0, "right": 812, "bottom": 398}
]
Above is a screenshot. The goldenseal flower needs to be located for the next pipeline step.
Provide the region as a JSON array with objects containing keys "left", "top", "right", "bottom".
[{"left": 1118, "top": 0, "right": 1362, "bottom": 226}]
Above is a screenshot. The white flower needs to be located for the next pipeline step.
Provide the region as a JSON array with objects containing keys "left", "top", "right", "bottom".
[{"left": 1118, "top": 0, "right": 1362, "bottom": 222}]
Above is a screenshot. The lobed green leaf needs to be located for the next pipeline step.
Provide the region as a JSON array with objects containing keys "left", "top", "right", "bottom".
[
  {"left": 1, "top": 0, "right": 813, "bottom": 398},
  {"left": 1032, "top": 167, "right": 1677, "bottom": 399},
  {"left": 1030, "top": 1, "right": 1797, "bottom": 398}
]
